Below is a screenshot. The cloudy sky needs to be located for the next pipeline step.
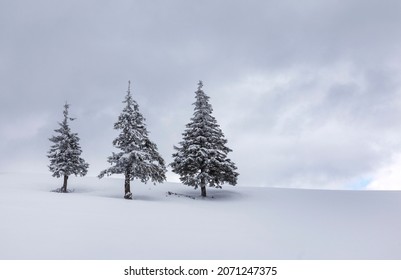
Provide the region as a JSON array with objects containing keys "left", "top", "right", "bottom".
[{"left": 1, "top": 0, "right": 401, "bottom": 190}]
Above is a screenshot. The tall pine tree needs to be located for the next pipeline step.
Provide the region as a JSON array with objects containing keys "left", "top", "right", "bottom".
[
  {"left": 48, "top": 103, "right": 89, "bottom": 192},
  {"left": 171, "top": 81, "right": 238, "bottom": 197},
  {"left": 99, "top": 81, "right": 166, "bottom": 199}
]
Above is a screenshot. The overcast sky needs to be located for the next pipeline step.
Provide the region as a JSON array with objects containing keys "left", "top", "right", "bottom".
[{"left": 1, "top": 0, "right": 401, "bottom": 189}]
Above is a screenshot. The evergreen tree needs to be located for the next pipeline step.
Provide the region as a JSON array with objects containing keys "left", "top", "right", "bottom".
[
  {"left": 99, "top": 81, "right": 166, "bottom": 199},
  {"left": 171, "top": 81, "right": 239, "bottom": 197},
  {"left": 48, "top": 103, "right": 89, "bottom": 192}
]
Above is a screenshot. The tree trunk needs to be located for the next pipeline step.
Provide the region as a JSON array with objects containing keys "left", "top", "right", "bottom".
[
  {"left": 200, "top": 177, "right": 207, "bottom": 197},
  {"left": 61, "top": 175, "right": 68, "bottom": 193},
  {"left": 124, "top": 172, "right": 132, "bottom": 199}
]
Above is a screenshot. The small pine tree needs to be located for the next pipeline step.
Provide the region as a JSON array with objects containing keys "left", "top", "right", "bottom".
[
  {"left": 99, "top": 81, "right": 166, "bottom": 199},
  {"left": 48, "top": 103, "right": 89, "bottom": 192},
  {"left": 171, "top": 81, "right": 239, "bottom": 197}
]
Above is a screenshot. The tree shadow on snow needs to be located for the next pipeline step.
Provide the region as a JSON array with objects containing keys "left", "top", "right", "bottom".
[
  {"left": 132, "top": 195, "right": 161, "bottom": 201},
  {"left": 166, "top": 188, "right": 243, "bottom": 201}
]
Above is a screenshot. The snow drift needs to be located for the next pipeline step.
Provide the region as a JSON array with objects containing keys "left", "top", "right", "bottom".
[{"left": 0, "top": 173, "right": 400, "bottom": 259}]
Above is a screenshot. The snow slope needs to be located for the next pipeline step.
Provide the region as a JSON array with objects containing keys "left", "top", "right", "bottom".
[{"left": 0, "top": 173, "right": 400, "bottom": 259}]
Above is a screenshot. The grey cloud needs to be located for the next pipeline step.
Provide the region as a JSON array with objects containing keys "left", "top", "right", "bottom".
[{"left": 1, "top": 0, "right": 401, "bottom": 188}]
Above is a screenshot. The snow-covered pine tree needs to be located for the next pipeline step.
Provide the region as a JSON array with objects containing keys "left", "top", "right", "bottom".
[
  {"left": 99, "top": 81, "right": 166, "bottom": 199},
  {"left": 171, "top": 80, "right": 239, "bottom": 197},
  {"left": 48, "top": 103, "right": 89, "bottom": 192}
]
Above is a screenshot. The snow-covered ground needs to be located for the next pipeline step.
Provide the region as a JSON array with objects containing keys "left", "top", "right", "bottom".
[{"left": 0, "top": 172, "right": 400, "bottom": 260}]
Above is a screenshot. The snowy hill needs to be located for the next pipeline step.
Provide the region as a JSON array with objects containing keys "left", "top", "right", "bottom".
[{"left": 0, "top": 173, "right": 400, "bottom": 260}]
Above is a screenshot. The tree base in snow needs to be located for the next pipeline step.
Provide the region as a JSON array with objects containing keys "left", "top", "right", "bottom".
[
  {"left": 124, "top": 192, "right": 133, "bottom": 199},
  {"left": 51, "top": 188, "right": 74, "bottom": 193}
]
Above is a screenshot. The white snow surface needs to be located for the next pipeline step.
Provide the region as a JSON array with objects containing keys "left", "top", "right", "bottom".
[{"left": 1, "top": 172, "right": 400, "bottom": 260}]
